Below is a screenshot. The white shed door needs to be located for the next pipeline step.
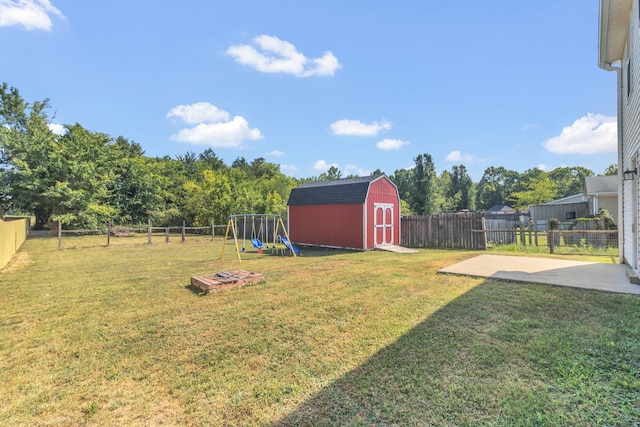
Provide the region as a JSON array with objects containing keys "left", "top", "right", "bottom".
[{"left": 374, "top": 203, "right": 394, "bottom": 247}]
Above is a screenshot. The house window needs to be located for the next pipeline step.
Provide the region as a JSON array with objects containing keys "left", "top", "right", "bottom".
[{"left": 565, "top": 211, "right": 577, "bottom": 220}]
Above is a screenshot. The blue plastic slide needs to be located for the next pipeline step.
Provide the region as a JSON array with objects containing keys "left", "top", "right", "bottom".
[{"left": 279, "top": 236, "right": 302, "bottom": 255}]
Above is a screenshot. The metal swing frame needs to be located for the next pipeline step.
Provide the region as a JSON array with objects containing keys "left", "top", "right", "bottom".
[{"left": 219, "top": 214, "right": 297, "bottom": 262}]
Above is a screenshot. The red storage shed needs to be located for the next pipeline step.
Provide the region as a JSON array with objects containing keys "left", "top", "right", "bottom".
[{"left": 287, "top": 175, "right": 401, "bottom": 250}]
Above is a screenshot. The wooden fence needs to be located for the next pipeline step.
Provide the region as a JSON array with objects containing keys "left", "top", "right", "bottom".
[
  {"left": 56, "top": 220, "right": 223, "bottom": 250},
  {"left": 400, "top": 213, "right": 617, "bottom": 256},
  {"left": 55, "top": 218, "right": 292, "bottom": 250},
  {"left": 401, "top": 213, "right": 486, "bottom": 249},
  {"left": 0, "top": 216, "right": 31, "bottom": 269}
]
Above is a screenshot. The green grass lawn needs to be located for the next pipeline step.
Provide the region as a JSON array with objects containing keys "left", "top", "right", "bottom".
[{"left": 1, "top": 236, "right": 638, "bottom": 426}]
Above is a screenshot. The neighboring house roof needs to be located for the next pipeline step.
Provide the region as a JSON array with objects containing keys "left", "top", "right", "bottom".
[
  {"left": 487, "top": 205, "right": 513, "bottom": 212},
  {"left": 288, "top": 175, "right": 388, "bottom": 206},
  {"left": 599, "top": 0, "right": 632, "bottom": 68},
  {"left": 584, "top": 175, "right": 618, "bottom": 196},
  {"left": 542, "top": 193, "right": 587, "bottom": 206}
]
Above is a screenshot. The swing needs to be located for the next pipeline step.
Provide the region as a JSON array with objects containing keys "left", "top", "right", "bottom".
[
  {"left": 239, "top": 216, "right": 247, "bottom": 252},
  {"left": 220, "top": 214, "right": 297, "bottom": 262},
  {"left": 264, "top": 216, "right": 271, "bottom": 249},
  {"left": 251, "top": 216, "right": 264, "bottom": 251}
]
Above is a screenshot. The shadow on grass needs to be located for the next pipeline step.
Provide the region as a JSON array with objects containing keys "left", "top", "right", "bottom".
[
  {"left": 225, "top": 246, "right": 361, "bottom": 261},
  {"left": 274, "top": 280, "right": 640, "bottom": 426}
]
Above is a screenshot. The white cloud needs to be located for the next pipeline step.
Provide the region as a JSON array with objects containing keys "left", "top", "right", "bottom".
[
  {"left": 313, "top": 159, "right": 338, "bottom": 172},
  {"left": 522, "top": 123, "right": 537, "bottom": 131},
  {"left": 48, "top": 122, "right": 65, "bottom": 135},
  {"left": 226, "top": 35, "right": 341, "bottom": 77},
  {"left": 167, "top": 102, "right": 262, "bottom": 148},
  {"left": 0, "top": 0, "right": 64, "bottom": 31},
  {"left": 537, "top": 163, "right": 549, "bottom": 171},
  {"left": 445, "top": 151, "right": 464, "bottom": 162},
  {"left": 311, "top": 52, "right": 342, "bottom": 77},
  {"left": 445, "top": 150, "right": 484, "bottom": 163},
  {"left": 376, "top": 138, "right": 409, "bottom": 150},
  {"left": 266, "top": 150, "right": 285, "bottom": 157},
  {"left": 543, "top": 113, "right": 617, "bottom": 154},
  {"left": 344, "top": 164, "right": 370, "bottom": 176},
  {"left": 166, "top": 102, "right": 230, "bottom": 125},
  {"left": 330, "top": 119, "right": 392, "bottom": 136},
  {"left": 169, "top": 117, "right": 261, "bottom": 148},
  {"left": 280, "top": 164, "right": 297, "bottom": 175}
]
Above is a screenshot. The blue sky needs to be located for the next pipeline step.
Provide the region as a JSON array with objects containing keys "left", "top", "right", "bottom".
[{"left": 0, "top": 0, "right": 618, "bottom": 180}]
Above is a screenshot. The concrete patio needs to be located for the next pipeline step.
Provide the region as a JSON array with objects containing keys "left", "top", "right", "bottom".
[{"left": 439, "top": 254, "right": 640, "bottom": 295}]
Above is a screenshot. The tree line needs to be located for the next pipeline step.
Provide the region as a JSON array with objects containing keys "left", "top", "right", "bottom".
[
  {"left": 391, "top": 155, "right": 614, "bottom": 216},
  {"left": 0, "top": 83, "right": 615, "bottom": 229}
]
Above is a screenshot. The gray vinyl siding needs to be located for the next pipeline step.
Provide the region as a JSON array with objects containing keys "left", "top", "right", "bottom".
[{"left": 622, "top": 0, "right": 640, "bottom": 267}]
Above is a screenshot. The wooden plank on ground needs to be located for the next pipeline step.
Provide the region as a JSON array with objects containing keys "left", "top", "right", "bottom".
[{"left": 191, "top": 270, "right": 264, "bottom": 293}]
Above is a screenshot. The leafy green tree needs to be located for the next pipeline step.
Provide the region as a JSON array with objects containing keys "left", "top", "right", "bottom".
[
  {"left": 248, "top": 157, "right": 274, "bottom": 179},
  {"left": 177, "top": 151, "right": 199, "bottom": 176},
  {"left": 548, "top": 166, "right": 593, "bottom": 198},
  {"left": 447, "top": 164, "right": 475, "bottom": 211},
  {"left": 0, "top": 84, "right": 118, "bottom": 228},
  {"left": 0, "top": 83, "right": 54, "bottom": 225},
  {"left": 226, "top": 167, "right": 260, "bottom": 214},
  {"left": 254, "top": 173, "right": 296, "bottom": 216},
  {"left": 475, "top": 166, "right": 519, "bottom": 210},
  {"left": 183, "top": 169, "right": 232, "bottom": 226},
  {"left": 262, "top": 190, "right": 286, "bottom": 215},
  {"left": 318, "top": 165, "right": 342, "bottom": 181},
  {"left": 434, "top": 170, "right": 456, "bottom": 212},
  {"left": 400, "top": 199, "right": 415, "bottom": 216},
  {"left": 46, "top": 124, "right": 117, "bottom": 228},
  {"left": 514, "top": 168, "right": 546, "bottom": 192},
  {"left": 145, "top": 156, "right": 191, "bottom": 225},
  {"left": 603, "top": 164, "right": 618, "bottom": 176},
  {"left": 199, "top": 148, "right": 225, "bottom": 170},
  {"left": 410, "top": 153, "right": 437, "bottom": 215},
  {"left": 108, "top": 138, "right": 178, "bottom": 225},
  {"left": 390, "top": 168, "right": 412, "bottom": 203},
  {"left": 510, "top": 175, "right": 557, "bottom": 209},
  {"left": 231, "top": 156, "right": 251, "bottom": 176}
]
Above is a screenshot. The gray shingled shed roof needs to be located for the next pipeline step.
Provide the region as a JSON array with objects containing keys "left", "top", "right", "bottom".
[
  {"left": 288, "top": 175, "right": 384, "bottom": 206},
  {"left": 487, "top": 205, "right": 513, "bottom": 212},
  {"left": 584, "top": 176, "right": 618, "bottom": 196}
]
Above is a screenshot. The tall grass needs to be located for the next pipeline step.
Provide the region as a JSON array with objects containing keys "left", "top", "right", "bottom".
[{"left": 1, "top": 236, "right": 638, "bottom": 426}]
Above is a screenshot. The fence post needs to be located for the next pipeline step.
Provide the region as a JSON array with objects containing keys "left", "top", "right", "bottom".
[
  {"left": 548, "top": 231, "right": 555, "bottom": 254},
  {"left": 148, "top": 218, "right": 152, "bottom": 245},
  {"left": 481, "top": 217, "right": 487, "bottom": 250},
  {"left": 106, "top": 222, "right": 111, "bottom": 247},
  {"left": 182, "top": 221, "right": 186, "bottom": 243},
  {"left": 57, "top": 221, "right": 62, "bottom": 251},
  {"left": 212, "top": 220, "right": 215, "bottom": 241},
  {"left": 165, "top": 227, "right": 169, "bottom": 243}
]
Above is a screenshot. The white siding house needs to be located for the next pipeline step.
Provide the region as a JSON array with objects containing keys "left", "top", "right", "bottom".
[
  {"left": 599, "top": 0, "right": 639, "bottom": 269},
  {"left": 584, "top": 175, "right": 619, "bottom": 222}
]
